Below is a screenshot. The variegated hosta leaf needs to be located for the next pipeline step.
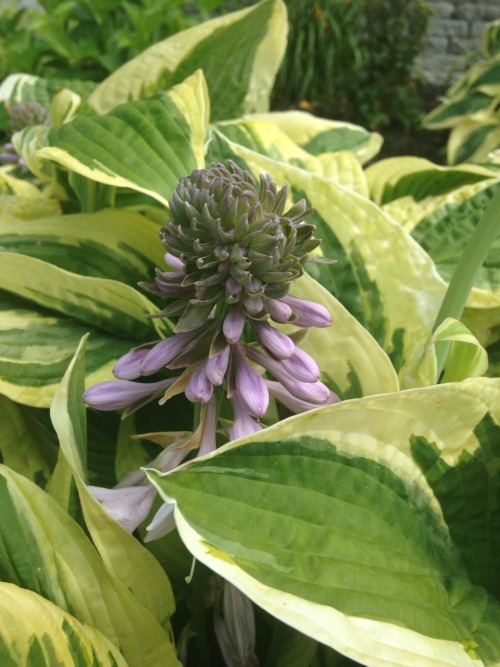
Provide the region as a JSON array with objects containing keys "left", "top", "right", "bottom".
[
  {"left": 0, "top": 209, "right": 165, "bottom": 284},
  {"left": 379, "top": 176, "right": 500, "bottom": 349},
  {"left": 240, "top": 110, "right": 383, "bottom": 164},
  {"left": 0, "top": 73, "right": 95, "bottom": 107},
  {"left": 365, "top": 156, "right": 496, "bottom": 205},
  {"left": 0, "top": 464, "right": 180, "bottom": 666},
  {"left": 147, "top": 377, "right": 500, "bottom": 667},
  {"left": 433, "top": 317, "right": 488, "bottom": 382},
  {"left": 0, "top": 251, "right": 165, "bottom": 339},
  {"left": 0, "top": 395, "right": 56, "bottom": 485},
  {"left": 0, "top": 292, "right": 135, "bottom": 408},
  {"left": 39, "top": 71, "right": 209, "bottom": 206},
  {"left": 423, "top": 91, "right": 496, "bottom": 130},
  {"left": 482, "top": 19, "right": 500, "bottom": 58},
  {"left": 0, "top": 583, "right": 128, "bottom": 667},
  {"left": 48, "top": 334, "right": 176, "bottom": 626},
  {"left": 214, "top": 116, "right": 370, "bottom": 196},
  {"left": 0, "top": 167, "right": 61, "bottom": 220},
  {"left": 289, "top": 273, "right": 399, "bottom": 399},
  {"left": 207, "top": 130, "right": 445, "bottom": 387},
  {"left": 88, "top": 0, "right": 287, "bottom": 121},
  {"left": 407, "top": 181, "right": 500, "bottom": 308},
  {"left": 447, "top": 115, "right": 500, "bottom": 165}
]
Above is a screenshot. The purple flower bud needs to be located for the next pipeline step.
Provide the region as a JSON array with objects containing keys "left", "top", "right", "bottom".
[
  {"left": 280, "top": 347, "right": 319, "bottom": 382},
  {"left": 264, "top": 298, "right": 293, "bottom": 323},
  {"left": 230, "top": 393, "right": 263, "bottom": 440},
  {"left": 89, "top": 484, "right": 156, "bottom": 533},
  {"left": 265, "top": 380, "right": 340, "bottom": 414},
  {"left": 145, "top": 502, "right": 176, "bottom": 542},
  {"left": 234, "top": 346, "right": 269, "bottom": 417},
  {"left": 113, "top": 346, "right": 152, "bottom": 380},
  {"left": 244, "top": 345, "right": 330, "bottom": 405},
  {"left": 223, "top": 306, "right": 245, "bottom": 344},
  {"left": 282, "top": 295, "right": 332, "bottom": 327},
  {"left": 140, "top": 330, "right": 198, "bottom": 375},
  {"left": 214, "top": 580, "right": 258, "bottom": 667},
  {"left": 253, "top": 321, "right": 295, "bottom": 360},
  {"left": 206, "top": 346, "right": 230, "bottom": 385},
  {"left": 164, "top": 252, "right": 185, "bottom": 273},
  {"left": 243, "top": 296, "right": 264, "bottom": 316},
  {"left": 185, "top": 365, "right": 214, "bottom": 403},
  {"left": 83, "top": 378, "right": 174, "bottom": 411}
]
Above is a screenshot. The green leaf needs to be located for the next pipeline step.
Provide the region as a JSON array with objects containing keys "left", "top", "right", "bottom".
[
  {"left": 40, "top": 71, "right": 209, "bottom": 206},
  {"left": 88, "top": 0, "right": 287, "bottom": 121},
  {"left": 0, "top": 208, "right": 165, "bottom": 284},
  {"left": 49, "top": 334, "right": 176, "bottom": 626},
  {"left": 207, "top": 130, "right": 445, "bottom": 388},
  {"left": 0, "top": 582, "right": 128, "bottom": 667},
  {"left": 147, "top": 377, "right": 500, "bottom": 667},
  {"left": 0, "top": 252, "right": 165, "bottom": 339},
  {"left": 289, "top": 273, "right": 399, "bottom": 399},
  {"left": 0, "top": 395, "right": 56, "bottom": 485},
  {"left": 242, "top": 111, "right": 382, "bottom": 164},
  {"left": 365, "top": 156, "right": 495, "bottom": 205},
  {"left": 214, "top": 116, "right": 370, "bottom": 196},
  {"left": 433, "top": 317, "right": 489, "bottom": 382},
  {"left": 409, "top": 182, "right": 500, "bottom": 304},
  {"left": 0, "top": 464, "right": 180, "bottom": 666},
  {"left": 0, "top": 73, "right": 95, "bottom": 107},
  {"left": 0, "top": 292, "right": 135, "bottom": 408},
  {"left": 448, "top": 118, "right": 500, "bottom": 165},
  {"left": 0, "top": 170, "right": 61, "bottom": 221}
]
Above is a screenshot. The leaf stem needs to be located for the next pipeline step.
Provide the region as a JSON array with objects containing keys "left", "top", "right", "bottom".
[{"left": 433, "top": 186, "right": 500, "bottom": 381}]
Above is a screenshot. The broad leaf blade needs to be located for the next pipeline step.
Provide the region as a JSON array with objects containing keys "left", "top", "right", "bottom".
[
  {"left": 0, "top": 395, "right": 56, "bottom": 485},
  {"left": 0, "top": 465, "right": 180, "bottom": 667},
  {"left": 290, "top": 273, "right": 399, "bottom": 399},
  {"left": 88, "top": 0, "right": 287, "bottom": 121},
  {"left": 0, "top": 209, "right": 165, "bottom": 284},
  {"left": 0, "top": 293, "right": 134, "bottom": 408},
  {"left": 0, "top": 582, "right": 128, "bottom": 667},
  {"left": 0, "top": 251, "right": 164, "bottom": 339},
  {"left": 433, "top": 317, "right": 489, "bottom": 382},
  {"left": 40, "top": 72, "right": 209, "bottom": 206},
  {"left": 49, "top": 334, "right": 176, "bottom": 626},
  {"left": 148, "top": 377, "right": 500, "bottom": 667}
]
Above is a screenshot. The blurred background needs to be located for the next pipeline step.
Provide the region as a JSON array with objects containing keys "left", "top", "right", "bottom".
[{"left": 1, "top": 0, "right": 498, "bottom": 161}]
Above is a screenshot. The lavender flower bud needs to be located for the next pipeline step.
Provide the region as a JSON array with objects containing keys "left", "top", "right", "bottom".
[
  {"left": 83, "top": 378, "right": 174, "bottom": 411},
  {"left": 214, "top": 580, "right": 259, "bottom": 667},
  {"left": 282, "top": 294, "right": 332, "bottom": 327},
  {"left": 206, "top": 346, "right": 230, "bottom": 385},
  {"left": 265, "top": 380, "right": 340, "bottom": 413},
  {"left": 89, "top": 484, "right": 156, "bottom": 533},
  {"left": 223, "top": 306, "right": 245, "bottom": 344},
  {"left": 264, "top": 297, "right": 293, "bottom": 323},
  {"left": 253, "top": 320, "right": 295, "bottom": 359},
  {"left": 234, "top": 345, "right": 269, "bottom": 418},
  {"left": 230, "top": 393, "right": 263, "bottom": 440},
  {"left": 280, "top": 347, "right": 320, "bottom": 382},
  {"left": 185, "top": 365, "right": 214, "bottom": 403},
  {"left": 140, "top": 330, "right": 200, "bottom": 375},
  {"left": 245, "top": 345, "right": 330, "bottom": 404},
  {"left": 113, "top": 346, "right": 152, "bottom": 380}
]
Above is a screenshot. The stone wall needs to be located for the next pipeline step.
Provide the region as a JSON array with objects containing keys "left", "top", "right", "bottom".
[{"left": 417, "top": 0, "right": 499, "bottom": 85}]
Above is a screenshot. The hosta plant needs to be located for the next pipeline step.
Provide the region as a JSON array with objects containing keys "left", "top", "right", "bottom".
[
  {"left": 0, "top": 1, "right": 500, "bottom": 666},
  {"left": 424, "top": 19, "right": 500, "bottom": 165}
]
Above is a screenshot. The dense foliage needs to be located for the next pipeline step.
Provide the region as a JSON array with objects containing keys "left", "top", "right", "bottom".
[
  {"left": 0, "top": 1, "right": 500, "bottom": 666},
  {"left": 424, "top": 19, "right": 500, "bottom": 165},
  {"left": 273, "top": 0, "right": 433, "bottom": 130}
]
